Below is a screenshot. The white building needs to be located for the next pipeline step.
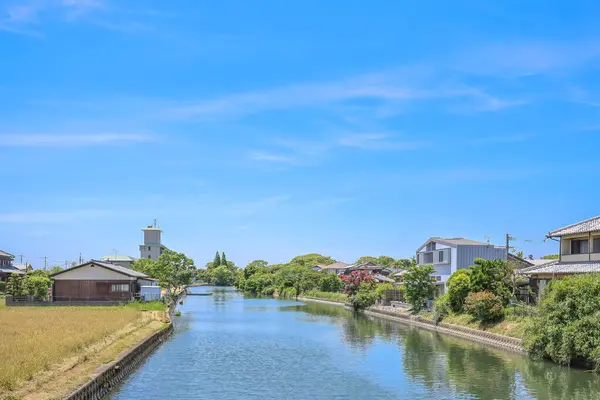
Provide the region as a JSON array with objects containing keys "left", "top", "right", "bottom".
[
  {"left": 100, "top": 255, "right": 137, "bottom": 269},
  {"left": 139, "top": 222, "right": 167, "bottom": 261},
  {"left": 415, "top": 237, "right": 508, "bottom": 294}
]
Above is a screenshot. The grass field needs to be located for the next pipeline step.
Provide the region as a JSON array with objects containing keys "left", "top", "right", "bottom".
[{"left": 0, "top": 305, "right": 156, "bottom": 392}]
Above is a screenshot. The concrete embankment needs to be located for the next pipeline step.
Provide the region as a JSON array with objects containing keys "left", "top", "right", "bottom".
[
  {"left": 297, "top": 296, "right": 525, "bottom": 354},
  {"left": 65, "top": 291, "right": 186, "bottom": 400}
]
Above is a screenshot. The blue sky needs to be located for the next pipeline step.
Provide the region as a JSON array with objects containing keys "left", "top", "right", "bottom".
[{"left": 1, "top": 0, "right": 599, "bottom": 268}]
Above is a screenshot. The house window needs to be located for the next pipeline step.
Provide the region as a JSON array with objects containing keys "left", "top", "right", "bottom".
[
  {"left": 417, "top": 254, "right": 420, "bottom": 264},
  {"left": 424, "top": 253, "right": 433, "bottom": 264},
  {"left": 148, "top": 255, "right": 151, "bottom": 259},
  {"left": 439, "top": 251, "right": 444, "bottom": 263},
  {"left": 572, "top": 239, "right": 589, "bottom": 254},
  {"left": 111, "top": 284, "right": 129, "bottom": 292},
  {"left": 594, "top": 238, "right": 600, "bottom": 253},
  {"left": 426, "top": 242, "right": 436, "bottom": 251},
  {"left": 148, "top": 246, "right": 151, "bottom": 251}
]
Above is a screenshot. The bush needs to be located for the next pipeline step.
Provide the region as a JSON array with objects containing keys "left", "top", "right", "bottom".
[
  {"left": 350, "top": 284, "right": 378, "bottom": 310},
  {"left": 279, "top": 287, "right": 297, "bottom": 299},
  {"left": 319, "top": 273, "right": 344, "bottom": 293},
  {"left": 464, "top": 291, "right": 504, "bottom": 322},
  {"left": 469, "top": 258, "right": 514, "bottom": 305},
  {"left": 0, "top": 282, "right": 5, "bottom": 293},
  {"left": 524, "top": 274, "right": 600, "bottom": 370},
  {"left": 261, "top": 286, "right": 276, "bottom": 296},
  {"left": 447, "top": 270, "right": 471, "bottom": 312},
  {"left": 303, "top": 290, "right": 348, "bottom": 303},
  {"left": 433, "top": 293, "right": 451, "bottom": 323},
  {"left": 375, "top": 283, "right": 395, "bottom": 300},
  {"left": 245, "top": 273, "right": 275, "bottom": 295}
]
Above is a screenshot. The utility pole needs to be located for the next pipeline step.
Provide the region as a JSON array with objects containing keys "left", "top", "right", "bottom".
[
  {"left": 506, "top": 233, "right": 516, "bottom": 259},
  {"left": 19, "top": 254, "right": 23, "bottom": 264},
  {"left": 44, "top": 256, "right": 47, "bottom": 270},
  {"left": 79, "top": 253, "right": 83, "bottom": 264}
]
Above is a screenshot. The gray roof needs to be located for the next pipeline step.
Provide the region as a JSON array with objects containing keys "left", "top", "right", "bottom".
[
  {"left": 13, "top": 263, "right": 30, "bottom": 271},
  {"left": 321, "top": 262, "right": 349, "bottom": 270},
  {"left": 101, "top": 255, "right": 137, "bottom": 262},
  {"left": 0, "top": 266, "right": 25, "bottom": 275},
  {"left": 524, "top": 261, "right": 600, "bottom": 275},
  {"left": 519, "top": 260, "right": 558, "bottom": 274},
  {"left": 50, "top": 260, "right": 149, "bottom": 279},
  {"left": 0, "top": 250, "right": 14, "bottom": 258},
  {"left": 548, "top": 216, "right": 600, "bottom": 238},
  {"left": 418, "top": 237, "right": 492, "bottom": 251},
  {"left": 372, "top": 274, "right": 395, "bottom": 283}
]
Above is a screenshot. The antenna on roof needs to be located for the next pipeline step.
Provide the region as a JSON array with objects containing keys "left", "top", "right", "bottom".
[
  {"left": 484, "top": 236, "right": 492, "bottom": 244},
  {"left": 153, "top": 219, "right": 157, "bottom": 228}
]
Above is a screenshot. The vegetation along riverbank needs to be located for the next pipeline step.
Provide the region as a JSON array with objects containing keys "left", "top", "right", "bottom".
[{"left": 223, "top": 253, "right": 600, "bottom": 372}]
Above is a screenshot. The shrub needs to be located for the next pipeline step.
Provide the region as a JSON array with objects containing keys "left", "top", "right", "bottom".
[
  {"left": 350, "top": 284, "right": 378, "bottom": 310},
  {"left": 0, "top": 282, "right": 5, "bottom": 293},
  {"left": 375, "top": 283, "right": 395, "bottom": 300},
  {"left": 320, "top": 273, "right": 344, "bottom": 293},
  {"left": 464, "top": 291, "right": 504, "bottom": 322},
  {"left": 447, "top": 270, "right": 471, "bottom": 312},
  {"left": 403, "top": 264, "right": 436, "bottom": 314},
  {"left": 433, "top": 293, "right": 451, "bottom": 323},
  {"left": 261, "top": 286, "right": 276, "bottom": 296},
  {"left": 341, "top": 270, "right": 374, "bottom": 297},
  {"left": 524, "top": 274, "right": 600, "bottom": 370},
  {"left": 469, "top": 258, "right": 514, "bottom": 304},
  {"left": 245, "top": 273, "right": 275, "bottom": 295},
  {"left": 280, "top": 287, "right": 297, "bottom": 300},
  {"left": 303, "top": 290, "right": 348, "bottom": 303}
]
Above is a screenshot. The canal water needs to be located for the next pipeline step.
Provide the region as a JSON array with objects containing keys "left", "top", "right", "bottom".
[{"left": 111, "top": 286, "right": 600, "bottom": 400}]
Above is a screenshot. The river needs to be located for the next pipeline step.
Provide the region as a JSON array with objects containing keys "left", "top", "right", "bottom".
[{"left": 110, "top": 286, "right": 600, "bottom": 400}]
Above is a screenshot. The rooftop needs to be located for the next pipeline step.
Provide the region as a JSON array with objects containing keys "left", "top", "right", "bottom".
[
  {"left": 0, "top": 266, "right": 25, "bottom": 275},
  {"left": 547, "top": 215, "right": 600, "bottom": 238},
  {"left": 524, "top": 261, "right": 600, "bottom": 275},
  {"left": 0, "top": 250, "right": 14, "bottom": 258},
  {"left": 321, "top": 262, "right": 349, "bottom": 270},
  {"left": 100, "top": 255, "right": 137, "bottom": 262},
  {"left": 51, "top": 260, "right": 149, "bottom": 279}
]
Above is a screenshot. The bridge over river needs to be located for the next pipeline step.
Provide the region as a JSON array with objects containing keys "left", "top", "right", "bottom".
[{"left": 110, "top": 286, "right": 600, "bottom": 400}]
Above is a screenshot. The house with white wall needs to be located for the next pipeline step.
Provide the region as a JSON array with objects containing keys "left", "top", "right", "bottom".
[
  {"left": 415, "top": 237, "right": 507, "bottom": 294},
  {"left": 525, "top": 215, "right": 600, "bottom": 298}
]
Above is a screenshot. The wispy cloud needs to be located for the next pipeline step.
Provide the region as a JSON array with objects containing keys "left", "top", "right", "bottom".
[
  {"left": 248, "top": 151, "right": 297, "bottom": 164},
  {"left": 337, "top": 133, "right": 428, "bottom": 150},
  {"left": 227, "top": 195, "right": 291, "bottom": 216},
  {"left": 0, "top": 133, "right": 157, "bottom": 147},
  {"left": 0, "top": 209, "right": 114, "bottom": 223},
  {"left": 468, "top": 133, "right": 533, "bottom": 145}
]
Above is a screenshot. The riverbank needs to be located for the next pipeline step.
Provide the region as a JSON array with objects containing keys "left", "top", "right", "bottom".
[{"left": 297, "top": 296, "right": 525, "bottom": 354}]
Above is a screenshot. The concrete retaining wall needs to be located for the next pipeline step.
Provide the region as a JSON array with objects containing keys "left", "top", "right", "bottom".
[
  {"left": 298, "top": 296, "right": 525, "bottom": 354},
  {"left": 296, "top": 296, "right": 346, "bottom": 307},
  {"left": 65, "top": 290, "right": 186, "bottom": 399}
]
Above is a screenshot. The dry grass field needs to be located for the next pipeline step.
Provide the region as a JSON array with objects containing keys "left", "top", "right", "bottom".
[{"left": 0, "top": 306, "right": 148, "bottom": 392}]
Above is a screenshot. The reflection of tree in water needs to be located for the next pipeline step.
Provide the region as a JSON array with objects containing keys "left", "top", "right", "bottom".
[
  {"left": 400, "top": 327, "right": 448, "bottom": 390},
  {"left": 515, "top": 356, "right": 600, "bottom": 400},
  {"left": 211, "top": 287, "right": 236, "bottom": 305}
]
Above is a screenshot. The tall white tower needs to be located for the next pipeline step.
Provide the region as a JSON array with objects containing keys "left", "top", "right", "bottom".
[{"left": 140, "top": 220, "right": 166, "bottom": 261}]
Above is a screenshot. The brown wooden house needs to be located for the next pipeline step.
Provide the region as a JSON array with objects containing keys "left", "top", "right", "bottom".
[{"left": 50, "top": 260, "right": 156, "bottom": 302}]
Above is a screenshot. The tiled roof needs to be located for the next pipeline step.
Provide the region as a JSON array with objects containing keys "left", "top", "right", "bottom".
[
  {"left": 548, "top": 216, "right": 600, "bottom": 238},
  {"left": 0, "top": 266, "right": 25, "bottom": 274},
  {"left": 519, "top": 260, "right": 558, "bottom": 273},
  {"left": 372, "top": 274, "right": 395, "bottom": 283},
  {"left": 0, "top": 250, "right": 14, "bottom": 258},
  {"left": 101, "top": 255, "right": 137, "bottom": 262},
  {"left": 321, "top": 262, "right": 349, "bottom": 270},
  {"left": 51, "top": 260, "right": 149, "bottom": 278},
  {"left": 524, "top": 261, "right": 600, "bottom": 275}
]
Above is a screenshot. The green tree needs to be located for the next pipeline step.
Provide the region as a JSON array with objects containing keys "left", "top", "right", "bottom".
[
  {"left": 48, "top": 266, "right": 63, "bottom": 275},
  {"left": 396, "top": 258, "right": 416, "bottom": 270},
  {"left": 403, "top": 264, "right": 436, "bottom": 314},
  {"left": 154, "top": 250, "right": 196, "bottom": 300},
  {"left": 234, "top": 269, "right": 246, "bottom": 290},
  {"left": 23, "top": 271, "right": 53, "bottom": 299},
  {"left": 289, "top": 253, "right": 335, "bottom": 268},
  {"left": 196, "top": 268, "right": 210, "bottom": 283},
  {"left": 131, "top": 258, "right": 158, "bottom": 277},
  {"left": 541, "top": 254, "right": 559, "bottom": 260},
  {"left": 221, "top": 252, "right": 228, "bottom": 267},
  {"left": 320, "top": 273, "right": 344, "bottom": 292},
  {"left": 447, "top": 269, "right": 471, "bottom": 312},
  {"left": 6, "top": 273, "right": 25, "bottom": 296},
  {"left": 469, "top": 258, "right": 514, "bottom": 304},
  {"left": 244, "top": 260, "right": 269, "bottom": 279},
  {"left": 210, "top": 265, "right": 236, "bottom": 286},
  {"left": 356, "top": 256, "right": 379, "bottom": 265},
  {"left": 213, "top": 251, "right": 222, "bottom": 268}
]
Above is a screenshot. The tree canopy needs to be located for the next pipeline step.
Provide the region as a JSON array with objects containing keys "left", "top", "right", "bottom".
[
  {"left": 153, "top": 250, "right": 196, "bottom": 299},
  {"left": 289, "top": 253, "right": 335, "bottom": 267}
]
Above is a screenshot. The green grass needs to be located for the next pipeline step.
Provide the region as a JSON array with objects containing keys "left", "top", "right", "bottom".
[
  {"left": 0, "top": 297, "right": 5, "bottom": 308},
  {"left": 303, "top": 291, "right": 348, "bottom": 303},
  {"left": 121, "top": 301, "right": 166, "bottom": 311}
]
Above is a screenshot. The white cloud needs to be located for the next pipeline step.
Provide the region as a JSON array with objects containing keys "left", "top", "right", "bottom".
[
  {"left": 337, "top": 133, "right": 428, "bottom": 150},
  {"left": 0, "top": 133, "right": 157, "bottom": 147},
  {"left": 468, "top": 133, "right": 533, "bottom": 145},
  {"left": 248, "top": 151, "right": 297, "bottom": 164}
]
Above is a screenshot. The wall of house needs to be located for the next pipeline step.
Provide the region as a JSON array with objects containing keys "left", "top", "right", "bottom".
[
  {"left": 143, "top": 229, "right": 161, "bottom": 245},
  {"left": 560, "top": 234, "right": 600, "bottom": 262},
  {"left": 140, "top": 245, "right": 164, "bottom": 261},
  {"left": 456, "top": 245, "right": 507, "bottom": 270},
  {"left": 53, "top": 265, "right": 136, "bottom": 281},
  {"left": 54, "top": 280, "right": 135, "bottom": 301}
]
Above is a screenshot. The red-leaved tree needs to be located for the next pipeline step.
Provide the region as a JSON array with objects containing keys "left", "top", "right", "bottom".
[{"left": 340, "top": 271, "right": 374, "bottom": 297}]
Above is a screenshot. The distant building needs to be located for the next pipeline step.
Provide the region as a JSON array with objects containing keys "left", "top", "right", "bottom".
[
  {"left": 100, "top": 255, "right": 136, "bottom": 269},
  {"left": 415, "top": 237, "right": 508, "bottom": 294},
  {"left": 139, "top": 221, "right": 167, "bottom": 261},
  {"left": 0, "top": 250, "right": 25, "bottom": 282}
]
